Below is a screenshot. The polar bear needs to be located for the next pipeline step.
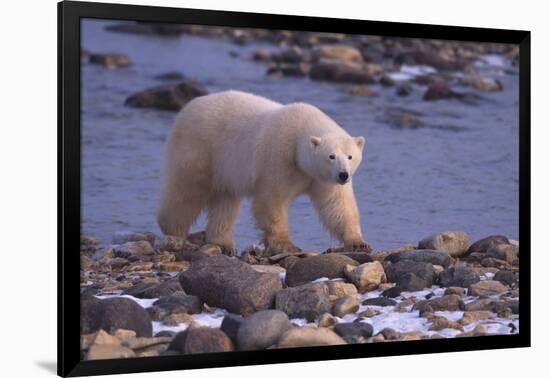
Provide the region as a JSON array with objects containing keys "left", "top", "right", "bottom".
[{"left": 158, "top": 90, "right": 370, "bottom": 255}]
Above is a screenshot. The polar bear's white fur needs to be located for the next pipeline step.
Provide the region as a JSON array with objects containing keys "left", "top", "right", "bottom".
[{"left": 158, "top": 90, "right": 369, "bottom": 254}]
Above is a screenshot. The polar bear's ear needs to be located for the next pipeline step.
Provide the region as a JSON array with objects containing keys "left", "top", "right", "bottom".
[
  {"left": 310, "top": 136, "right": 322, "bottom": 148},
  {"left": 355, "top": 136, "right": 366, "bottom": 150}
]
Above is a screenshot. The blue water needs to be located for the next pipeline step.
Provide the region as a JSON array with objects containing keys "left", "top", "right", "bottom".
[{"left": 81, "top": 19, "right": 519, "bottom": 251}]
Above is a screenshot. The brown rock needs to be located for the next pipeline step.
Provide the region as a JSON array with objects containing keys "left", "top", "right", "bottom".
[
  {"left": 332, "top": 295, "right": 360, "bottom": 318},
  {"left": 85, "top": 344, "right": 135, "bottom": 360},
  {"left": 285, "top": 253, "right": 358, "bottom": 287},
  {"left": 344, "top": 261, "right": 386, "bottom": 292},
  {"left": 277, "top": 327, "right": 346, "bottom": 348},
  {"left": 468, "top": 280, "right": 508, "bottom": 297},
  {"left": 125, "top": 80, "right": 207, "bottom": 111}
]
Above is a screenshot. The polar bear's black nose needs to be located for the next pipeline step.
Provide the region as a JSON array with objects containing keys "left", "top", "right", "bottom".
[{"left": 338, "top": 172, "right": 349, "bottom": 182}]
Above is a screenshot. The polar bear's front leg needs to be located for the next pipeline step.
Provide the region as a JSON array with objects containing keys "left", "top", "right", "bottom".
[
  {"left": 205, "top": 193, "right": 242, "bottom": 256},
  {"left": 309, "top": 182, "right": 372, "bottom": 252},
  {"left": 252, "top": 192, "right": 302, "bottom": 255}
]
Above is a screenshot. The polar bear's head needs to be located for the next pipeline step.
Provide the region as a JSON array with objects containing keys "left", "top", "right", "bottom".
[{"left": 306, "top": 133, "right": 365, "bottom": 185}]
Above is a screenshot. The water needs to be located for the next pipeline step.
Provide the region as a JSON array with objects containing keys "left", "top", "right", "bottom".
[{"left": 81, "top": 19, "right": 519, "bottom": 251}]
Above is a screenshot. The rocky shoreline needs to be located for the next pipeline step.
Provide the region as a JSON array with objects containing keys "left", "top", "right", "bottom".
[{"left": 80, "top": 230, "right": 519, "bottom": 360}]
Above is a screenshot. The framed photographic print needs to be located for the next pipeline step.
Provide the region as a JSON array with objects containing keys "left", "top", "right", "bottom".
[{"left": 58, "top": 0, "right": 531, "bottom": 376}]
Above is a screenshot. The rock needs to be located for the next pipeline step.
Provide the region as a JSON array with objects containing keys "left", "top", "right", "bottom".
[
  {"left": 334, "top": 322, "right": 373, "bottom": 343},
  {"left": 459, "top": 311, "right": 494, "bottom": 325},
  {"left": 418, "top": 231, "right": 470, "bottom": 257},
  {"left": 423, "top": 78, "right": 454, "bottom": 100},
  {"left": 154, "top": 330, "right": 175, "bottom": 338},
  {"left": 88, "top": 52, "right": 131, "bottom": 69},
  {"left": 493, "top": 270, "right": 516, "bottom": 287},
  {"left": 385, "top": 260, "right": 435, "bottom": 287},
  {"left": 154, "top": 72, "right": 185, "bottom": 81},
  {"left": 326, "top": 281, "right": 358, "bottom": 297},
  {"left": 381, "top": 108, "right": 424, "bottom": 129},
  {"left": 277, "top": 327, "right": 346, "bottom": 348},
  {"left": 124, "top": 80, "right": 207, "bottom": 111},
  {"left": 198, "top": 244, "right": 223, "bottom": 257},
  {"left": 220, "top": 314, "right": 244, "bottom": 345},
  {"left": 275, "top": 282, "right": 332, "bottom": 322},
  {"left": 357, "top": 308, "right": 378, "bottom": 318},
  {"left": 428, "top": 316, "right": 463, "bottom": 331},
  {"left": 152, "top": 294, "right": 203, "bottom": 314},
  {"left": 485, "top": 244, "right": 519, "bottom": 263},
  {"left": 438, "top": 267, "right": 480, "bottom": 288},
  {"left": 468, "top": 280, "right": 508, "bottom": 297},
  {"left": 457, "top": 324, "right": 488, "bottom": 337},
  {"left": 271, "top": 46, "right": 304, "bottom": 63},
  {"left": 123, "top": 278, "right": 183, "bottom": 299},
  {"left": 480, "top": 257, "right": 511, "bottom": 269},
  {"left": 319, "top": 313, "right": 338, "bottom": 327},
  {"left": 169, "top": 328, "right": 234, "bottom": 354},
  {"left": 122, "top": 337, "right": 172, "bottom": 350},
  {"left": 344, "top": 261, "right": 386, "bottom": 292},
  {"left": 459, "top": 75, "right": 503, "bottom": 91},
  {"left": 156, "top": 235, "right": 199, "bottom": 252},
  {"left": 362, "top": 297, "right": 397, "bottom": 307},
  {"left": 85, "top": 344, "right": 135, "bottom": 360},
  {"left": 279, "top": 255, "right": 300, "bottom": 270},
  {"left": 157, "top": 261, "right": 191, "bottom": 272},
  {"left": 374, "top": 328, "right": 396, "bottom": 341},
  {"left": 81, "top": 297, "right": 152, "bottom": 337},
  {"left": 285, "top": 254, "right": 358, "bottom": 287},
  {"left": 396, "top": 84, "right": 413, "bottom": 97},
  {"left": 313, "top": 45, "right": 364, "bottom": 64},
  {"left": 112, "top": 231, "right": 155, "bottom": 245},
  {"left": 507, "top": 299, "right": 519, "bottom": 314},
  {"left": 380, "top": 75, "right": 395, "bottom": 86},
  {"left": 444, "top": 287, "right": 466, "bottom": 296},
  {"left": 179, "top": 255, "right": 282, "bottom": 316},
  {"left": 162, "top": 313, "right": 194, "bottom": 326},
  {"left": 236, "top": 310, "right": 291, "bottom": 350},
  {"left": 309, "top": 60, "right": 375, "bottom": 84},
  {"left": 464, "top": 298, "right": 501, "bottom": 312},
  {"left": 250, "top": 265, "right": 286, "bottom": 274},
  {"left": 267, "top": 63, "right": 310, "bottom": 77},
  {"left": 337, "top": 252, "right": 374, "bottom": 264},
  {"left": 413, "top": 294, "right": 465, "bottom": 313},
  {"left": 114, "top": 329, "right": 137, "bottom": 342},
  {"left": 114, "top": 241, "right": 154, "bottom": 258},
  {"left": 467, "top": 235, "right": 510, "bottom": 255},
  {"left": 385, "top": 249, "right": 452, "bottom": 268},
  {"left": 348, "top": 86, "right": 377, "bottom": 96},
  {"left": 252, "top": 47, "right": 271, "bottom": 62},
  {"left": 396, "top": 50, "right": 467, "bottom": 71},
  {"left": 332, "top": 295, "right": 360, "bottom": 317}
]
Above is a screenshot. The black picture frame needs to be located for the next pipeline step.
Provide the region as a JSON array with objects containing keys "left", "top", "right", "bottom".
[{"left": 58, "top": 1, "right": 531, "bottom": 376}]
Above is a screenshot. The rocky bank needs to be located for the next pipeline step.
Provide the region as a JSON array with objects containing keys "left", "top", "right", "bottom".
[{"left": 80, "top": 230, "right": 520, "bottom": 360}]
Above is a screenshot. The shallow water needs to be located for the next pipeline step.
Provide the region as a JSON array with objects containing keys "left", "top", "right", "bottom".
[{"left": 81, "top": 19, "right": 519, "bottom": 251}]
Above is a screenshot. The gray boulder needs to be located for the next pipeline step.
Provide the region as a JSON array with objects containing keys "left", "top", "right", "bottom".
[
  {"left": 276, "top": 282, "right": 332, "bottom": 321},
  {"left": 236, "top": 310, "right": 291, "bottom": 350},
  {"left": 285, "top": 254, "right": 358, "bottom": 287},
  {"left": 438, "top": 267, "right": 480, "bottom": 288},
  {"left": 418, "top": 231, "right": 470, "bottom": 257},
  {"left": 179, "top": 255, "right": 282, "bottom": 316}
]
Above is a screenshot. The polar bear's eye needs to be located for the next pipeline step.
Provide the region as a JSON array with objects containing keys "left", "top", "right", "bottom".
[
  {"left": 348, "top": 155, "right": 352, "bottom": 160},
  {"left": 329, "top": 154, "right": 335, "bottom": 160}
]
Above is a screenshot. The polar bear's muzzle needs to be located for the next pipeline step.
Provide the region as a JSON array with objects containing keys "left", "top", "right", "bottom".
[{"left": 338, "top": 171, "right": 349, "bottom": 184}]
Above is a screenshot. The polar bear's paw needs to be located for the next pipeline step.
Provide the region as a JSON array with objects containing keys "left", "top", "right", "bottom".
[{"left": 344, "top": 239, "right": 373, "bottom": 253}]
